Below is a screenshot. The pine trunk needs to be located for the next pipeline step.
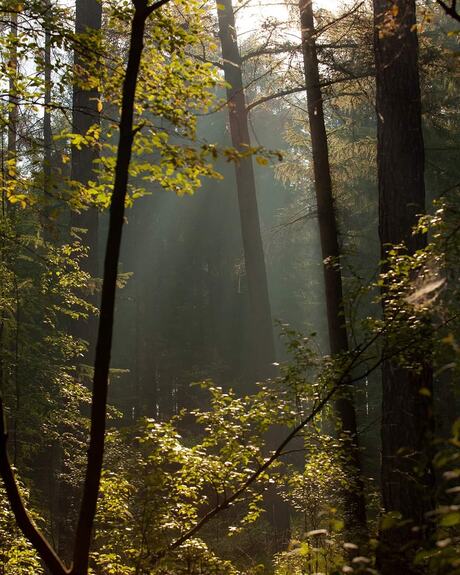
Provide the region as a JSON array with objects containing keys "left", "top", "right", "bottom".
[
  {"left": 216, "top": 0, "right": 276, "bottom": 382},
  {"left": 373, "top": 1, "right": 434, "bottom": 572},
  {"left": 299, "top": 0, "right": 367, "bottom": 537},
  {"left": 216, "top": 0, "right": 290, "bottom": 550},
  {"left": 71, "top": 0, "right": 102, "bottom": 362}
]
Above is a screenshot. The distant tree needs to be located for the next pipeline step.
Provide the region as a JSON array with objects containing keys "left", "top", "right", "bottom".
[
  {"left": 70, "top": 0, "right": 102, "bottom": 364},
  {"left": 215, "top": 0, "right": 292, "bottom": 550},
  {"left": 215, "top": 0, "right": 276, "bottom": 383}
]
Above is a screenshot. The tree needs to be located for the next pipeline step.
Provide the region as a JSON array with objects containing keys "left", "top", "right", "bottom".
[
  {"left": 373, "top": 0, "right": 434, "bottom": 572},
  {"left": 298, "top": 0, "right": 367, "bottom": 537},
  {"left": 70, "top": 0, "right": 102, "bottom": 364},
  {"left": 215, "top": 0, "right": 276, "bottom": 382},
  {"left": 0, "top": 1, "right": 171, "bottom": 573},
  {"left": 215, "top": 0, "right": 292, "bottom": 549}
]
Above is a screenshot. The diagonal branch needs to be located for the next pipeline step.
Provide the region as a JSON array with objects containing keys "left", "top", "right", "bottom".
[
  {"left": 151, "top": 327, "right": 385, "bottom": 565},
  {"left": 0, "top": 400, "right": 70, "bottom": 575},
  {"left": 436, "top": 0, "right": 460, "bottom": 22}
]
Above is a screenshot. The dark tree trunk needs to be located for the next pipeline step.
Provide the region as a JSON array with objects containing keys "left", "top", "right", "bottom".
[
  {"left": 299, "top": 0, "right": 367, "bottom": 538},
  {"left": 1, "top": 2, "right": 169, "bottom": 574},
  {"left": 71, "top": 1, "right": 153, "bottom": 570},
  {"left": 373, "top": 1, "right": 434, "bottom": 572},
  {"left": 216, "top": 0, "right": 290, "bottom": 550},
  {"left": 216, "top": 0, "right": 276, "bottom": 382},
  {"left": 42, "top": 1, "right": 54, "bottom": 240},
  {"left": 44, "top": 9, "right": 52, "bottom": 198},
  {"left": 7, "top": 10, "right": 18, "bottom": 179},
  {"left": 71, "top": 0, "right": 102, "bottom": 362}
]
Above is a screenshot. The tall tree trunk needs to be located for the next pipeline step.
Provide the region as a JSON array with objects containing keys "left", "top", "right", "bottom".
[
  {"left": 43, "top": 1, "right": 53, "bottom": 240},
  {"left": 215, "top": 0, "right": 276, "bottom": 382},
  {"left": 373, "top": 1, "right": 434, "bottom": 572},
  {"left": 7, "top": 10, "right": 18, "bottom": 185},
  {"left": 0, "top": 2, "right": 169, "bottom": 574},
  {"left": 44, "top": 7, "right": 52, "bottom": 197},
  {"left": 71, "top": 0, "right": 102, "bottom": 362},
  {"left": 299, "top": 0, "right": 367, "bottom": 537},
  {"left": 215, "top": 0, "right": 290, "bottom": 550}
]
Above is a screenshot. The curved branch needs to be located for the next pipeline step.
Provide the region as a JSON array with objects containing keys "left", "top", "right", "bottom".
[{"left": 0, "top": 400, "right": 70, "bottom": 575}]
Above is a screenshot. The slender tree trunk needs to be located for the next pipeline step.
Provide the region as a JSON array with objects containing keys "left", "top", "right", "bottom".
[
  {"left": 373, "top": 1, "right": 434, "bottom": 572},
  {"left": 71, "top": 2, "right": 152, "bottom": 570},
  {"left": 44, "top": 8, "right": 52, "bottom": 197},
  {"left": 215, "top": 0, "right": 276, "bottom": 382},
  {"left": 299, "top": 0, "right": 367, "bottom": 537},
  {"left": 71, "top": 0, "right": 102, "bottom": 362},
  {"left": 215, "top": 0, "right": 290, "bottom": 550},
  {"left": 7, "top": 10, "right": 18, "bottom": 185},
  {"left": 0, "top": 2, "right": 169, "bottom": 574},
  {"left": 42, "top": 1, "right": 53, "bottom": 241}
]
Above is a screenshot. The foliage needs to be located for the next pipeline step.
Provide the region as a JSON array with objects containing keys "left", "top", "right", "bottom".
[{"left": 0, "top": 485, "right": 43, "bottom": 574}]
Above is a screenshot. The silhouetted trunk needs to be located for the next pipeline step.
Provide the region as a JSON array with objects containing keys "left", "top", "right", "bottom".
[
  {"left": 299, "top": 0, "right": 367, "bottom": 538},
  {"left": 216, "top": 0, "right": 290, "bottom": 550},
  {"left": 43, "top": 1, "right": 53, "bottom": 240},
  {"left": 373, "top": 1, "right": 434, "bottom": 572},
  {"left": 44, "top": 9, "right": 52, "bottom": 195},
  {"left": 216, "top": 0, "right": 276, "bottom": 382},
  {"left": 71, "top": 1, "right": 155, "bottom": 570},
  {"left": 7, "top": 10, "right": 18, "bottom": 180},
  {"left": 71, "top": 0, "right": 102, "bottom": 362},
  {"left": 0, "top": 2, "right": 169, "bottom": 573}
]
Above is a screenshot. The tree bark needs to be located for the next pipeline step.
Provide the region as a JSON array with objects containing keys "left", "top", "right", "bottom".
[
  {"left": 7, "top": 10, "right": 18, "bottom": 184},
  {"left": 42, "top": 1, "right": 54, "bottom": 241},
  {"left": 44, "top": 8, "right": 52, "bottom": 197},
  {"left": 299, "top": 0, "right": 367, "bottom": 537},
  {"left": 373, "top": 1, "right": 434, "bottom": 572}
]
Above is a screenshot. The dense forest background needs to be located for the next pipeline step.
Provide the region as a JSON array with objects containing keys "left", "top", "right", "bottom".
[{"left": 0, "top": 0, "right": 458, "bottom": 574}]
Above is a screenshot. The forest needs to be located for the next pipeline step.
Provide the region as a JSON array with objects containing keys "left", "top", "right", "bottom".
[{"left": 0, "top": 0, "right": 459, "bottom": 573}]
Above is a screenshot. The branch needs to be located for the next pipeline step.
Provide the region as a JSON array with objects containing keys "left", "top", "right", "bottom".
[
  {"left": 241, "top": 42, "right": 301, "bottom": 62},
  {"left": 0, "top": 400, "right": 69, "bottom": 575},
  {"left": 246, "top": 71, "right": 372, "bottom": 112},
  {"left": 247, "top": 85, "right": 308, "bottom": 111},
  {"left": 314, "top": 1, "right": 364, "bottom": 36},
  {"left": 146, "top": 0, "right": 171, "bottom": 16},
  {"left": 436, "top": 0, "right": 460, "bottom": 22},
  {"left": 151, "top": 328, "right": 384, "bottom": 565}
]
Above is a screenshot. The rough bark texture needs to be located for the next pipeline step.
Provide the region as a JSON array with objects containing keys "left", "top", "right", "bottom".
[
  {"left": 373, "top": 1, "right": 434, "bottom": 572},
  {"left": 299, "top": 0, "right": 367, "bottom": 536},
  {"left": 216, "top": 0, "right": 276, "bottom": 382}
]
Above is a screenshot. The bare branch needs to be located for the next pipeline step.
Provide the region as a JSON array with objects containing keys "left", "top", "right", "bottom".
[
  {"left": 0, "top": 400, "right": 70, "bottom": 575},
  {"left": 436, "top": 0, "right": 460, "bottom": 22},
  {"left": 246, "top": 71, "right": 372, "bottom": 112}
]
